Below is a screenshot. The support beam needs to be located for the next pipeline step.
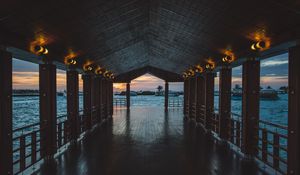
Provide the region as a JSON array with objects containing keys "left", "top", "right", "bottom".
[
  {"left": 288, "top": 45, "right": 300, "bottom": 175},
  {"left": 184, "top": 79, "right": 188, "bottom": 115},
  {"left": 205, "top": 72, "right": 215, "bottom": 131},
  {"left": 96, "top": 76, "right": 102, "bottom": 123},
  {"left": 110, "top": 81, "right": 113, "bottom": 116},
  {"left": 67, "top": 70, "right": 79, "bottom": 142},
  {"left": 91, "top": 75, "right": 97, "bottom": 125},
  {"left": 82, "top": 74, "right": 92, "bottom": 130},
  {"left": 0, "top": 50, "right": 13, "bottom": 175},
  {"left": 196, "top": 75, "right": 205, "bottom": 124},
  {"left": 219, "top": 67, "right": 232, "bottom": 140},
  {"left": 165, "top": 81, "right": 169, "bottom": 111},
  {"left": 98, "top": 77, "right": 102, "bottom": 122},
  {"left": 126, "top": 82, "right": 131, "bottom": 110},
  {"left": 189, "top": 77, "right": 196, "bottom": 119},
  {"left": 39, "top": 62, "right": 57, "bottom": 160},
  {"left": 241, "top": 59, "right": 260, "bottom": 157},
  {"left": 102, "top": 79, "right": 108, "bottom": 119}
]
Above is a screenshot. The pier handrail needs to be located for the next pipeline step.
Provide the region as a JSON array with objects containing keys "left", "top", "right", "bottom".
[
  {"left": 213, "top": 109, "right": 288, "bottom": 174},
  {"left": 12, "top": 110, "right": 86, "bottom": 175}
]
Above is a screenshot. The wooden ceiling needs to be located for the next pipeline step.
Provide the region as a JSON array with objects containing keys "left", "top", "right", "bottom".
[{"left": 0, "top": 0, "right": 300, "bottom": 77}]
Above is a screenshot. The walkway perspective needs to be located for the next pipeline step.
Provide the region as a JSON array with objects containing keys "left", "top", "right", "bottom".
[{"left": 38, "top": 107, "right": 265, "bottom": 175}]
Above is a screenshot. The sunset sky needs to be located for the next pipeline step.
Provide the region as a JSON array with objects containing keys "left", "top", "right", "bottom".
[{"left": 12, "top": 53, "right": 288, "bottom": 91}]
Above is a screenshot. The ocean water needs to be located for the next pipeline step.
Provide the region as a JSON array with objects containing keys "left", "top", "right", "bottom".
[
  {"left": 13, "top": 94, "right": 288, "bottom": 129},
  {"left": 13, "top": 95, "right": 84, "bottom": 129}
]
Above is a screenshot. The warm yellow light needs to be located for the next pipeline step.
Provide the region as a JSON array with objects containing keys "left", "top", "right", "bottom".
[
  {"left": 33, "top": 45, "right": 48, "bottom": 55},
  {"left": 222, "top": 55, "right": 234, "bottom": 63},
  {"left": 195, "top": 65, "right": 203, "bottom": 73},
  {"left": 251, "top": 41, "right": 268, "bottom": 51},
  {"left": 206, "top": 58, "right": 215, "bottom": 70}
]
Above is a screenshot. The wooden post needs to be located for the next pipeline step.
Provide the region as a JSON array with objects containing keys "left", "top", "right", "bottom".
[
  {"left": 103, "top": 79, "right": 108, "bottom": 119},
  {"left": 184, "top": 79, "right": 188, "bottom": 115},
  {"left": 288, "top": 45, "right": 300, "bottom": 175},
  {"left": 0, "top": 50, "right": 13, "bottom": 175},
  {"left": 189, "top": 77, "right": 196, "bottom": 119},
  {"left": 219, "top": 67, "right": 232, "bottom": 140},
  {"left": 82, "top": 74, "right": 92, "bottom": 130},
  {"left": 241, "top": 59, "right": 260, "bottom": 157},
  {"left": 67, "top": 70, "right": 79, "bottom": 142},
  {"left": 126, "top": 82, "right": 130, "bottom": 110},
  {"left": 196, "top": 75, "right": 205, "bottom": 123},
  {"left": 165, "top": 81, "right": 169, "bottom": 111},
  {"left": 39, "top": 62, "right": 57, "bottom": 160},
  {"left": 91, "top": 75, "right": 97, "bottom": 125},
  {"left": 106, "top": 80, "right": 111, "bottom": 117},
  {"left": 110, "top": 81, "right": 114, "bottom": 116},
  {"left": 205, "top": 72, "right": 214, "bottom": 131},
  {"left": 98, "top": 77, "right": 103, "bottom": 122}
]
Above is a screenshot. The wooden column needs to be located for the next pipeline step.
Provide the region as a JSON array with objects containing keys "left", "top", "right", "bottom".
[
  {"left": 91, "top": 75, "right": 97, "bottom": 125},
  {"left": 186, "top": 79, "right": 190, "bottom": 116},
  {"left": 165, "top": 81, "right": 169, "bottom": 111},
  {"left": 98, "top": 77, "right": 103, "bottom": 122},
  {"left": 106, "top": 80, "right": 111, "bottom": 117},
  {"left": 95, "top": 76, "right": 101, "bottom": 123},
  {"left": 110, "top": 81, "right": 114, "bottom": 116},
  {"left": 67, "top": 70, "right": 79, "bottom": 142},
  {"left": 205, "top": 72, "right": 214, "bottom": 130},
  {"left": 126, "top": 82, "right": 130, "bottom": 110},
  {"left": 82, "top": 74, "right": 92, "bottom": 130},
  {"left": 0, "top": 50, "right": 13, "bottom": 175},
  {"left": 241, "top": 59, "right": 260, "bottom": 157},
  {"left": 288, "top": 45, "right": 300, "bottom": 175},
  {"left": 39, "top": 62, "right": 57, "bottom": 160},
  {"left": 189, "top": 77, "right": 196, "bottom": 119},
  {"left": 184, "top": 79, "right": 188, "bottom": 115},
  {"left": 196, "top": 75, "right": 205, "bottom": 123},
  {"left": 219, "top": 67, "right": 232, "bottom": 140},
  {"left": 102, "top": 79, "right": 108, "bottom": 118}
]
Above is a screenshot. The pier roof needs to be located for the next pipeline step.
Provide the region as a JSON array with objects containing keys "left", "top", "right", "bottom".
[{"left": 0, "top": 0, "right": 300, "bottom": 76}]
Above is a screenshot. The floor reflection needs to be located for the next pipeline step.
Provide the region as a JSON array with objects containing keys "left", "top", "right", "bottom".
[{"left": 38, "top": 107, "right": 265, "bottom": 175}]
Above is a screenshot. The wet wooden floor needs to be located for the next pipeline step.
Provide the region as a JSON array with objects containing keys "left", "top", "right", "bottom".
[{"left": 39, "top": 107, "right": 265, "bottom": 175}]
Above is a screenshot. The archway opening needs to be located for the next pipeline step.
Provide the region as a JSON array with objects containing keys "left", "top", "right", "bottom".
[{"left": 113, "top": 73, "right": 183, "bottom": 108}]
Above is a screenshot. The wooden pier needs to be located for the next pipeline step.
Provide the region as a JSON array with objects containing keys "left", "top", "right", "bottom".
[{"left": 0, "top": 0, "right": 299, "bottom": 175}]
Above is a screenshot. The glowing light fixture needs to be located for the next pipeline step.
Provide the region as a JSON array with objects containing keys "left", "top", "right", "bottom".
[
  {"left": 222, "top": 55, "right": 234, "bottom": 63},
  {"left": 187, "top": 69, "right": 195, "bottom": 77},
  {"left": 251, "top": 41, "right": 266, "bottom": 51},
  {"left": 33, "top": 45, "right": 48, "bottom": 55},
  {"left": 195, "top": 65, "right": 203, "bottom": 73},
  {"left": 66, "top": 59, "right": 77, "bottom": 65},
  {"left": 182, "top": 72, "right": 188, "bottom": 78},
  {"left": 95, "top": 66, "right": 103, "bottom": 75},
  {"left": 205, "top": 59, "right": 215, "bottom": 70}
]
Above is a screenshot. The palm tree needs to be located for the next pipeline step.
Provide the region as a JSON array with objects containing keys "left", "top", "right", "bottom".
[{"left": 157, "top": 85, "right": 163, "bottom": 92}]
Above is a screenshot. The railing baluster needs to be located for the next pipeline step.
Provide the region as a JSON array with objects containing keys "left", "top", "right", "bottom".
[
  {"left": 262, "top": 129, "right": 268, "bottom": 163},
  {"left": 20, "top": 135, "right": 26, "bottom": 171},
  {"left": 63, "top": 121, "right": 68, "bottom": 145},
  {"left": 230, "top": 119, "right": 234, "bottom": 143},
  {"left": 58, "top": 123, "right": 62, "bottom": 147},
  {"left": 236, "top": 121, "right": 241, "bottom": 147},
  {"left": 31, "top": 132, "right": 37, "bottom": 164},
  {"left": 273, "top": 133, "right": 280, "bottom": 170}
]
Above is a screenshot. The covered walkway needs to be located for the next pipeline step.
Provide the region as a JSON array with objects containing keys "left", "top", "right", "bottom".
[{"left": 38, "top": 107, "right": 263, "bottom": 175}]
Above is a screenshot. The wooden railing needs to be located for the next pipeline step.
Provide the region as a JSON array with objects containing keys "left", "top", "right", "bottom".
[
  {"left": 113, "top": 98, "right": 126, "bottom": 107},
  {"left": 12, "top": 110, "right": 89, "bottom": 175},
  {"left": 169, "top": 98, "right": 183, "bottom": 108},
  {"left": 257, "top": 120, "right": 287, "bottom": 174},
  {"left": 210, "top": 109, "right": 287, "bottom": 174},
  {"left": 229, "top": 112, "right": 242, "bottom": 148}
]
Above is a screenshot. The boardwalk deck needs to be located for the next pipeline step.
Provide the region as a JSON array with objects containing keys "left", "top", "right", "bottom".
[{"left": 38, "top": 107, "right": 265, "bottom": 175}]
